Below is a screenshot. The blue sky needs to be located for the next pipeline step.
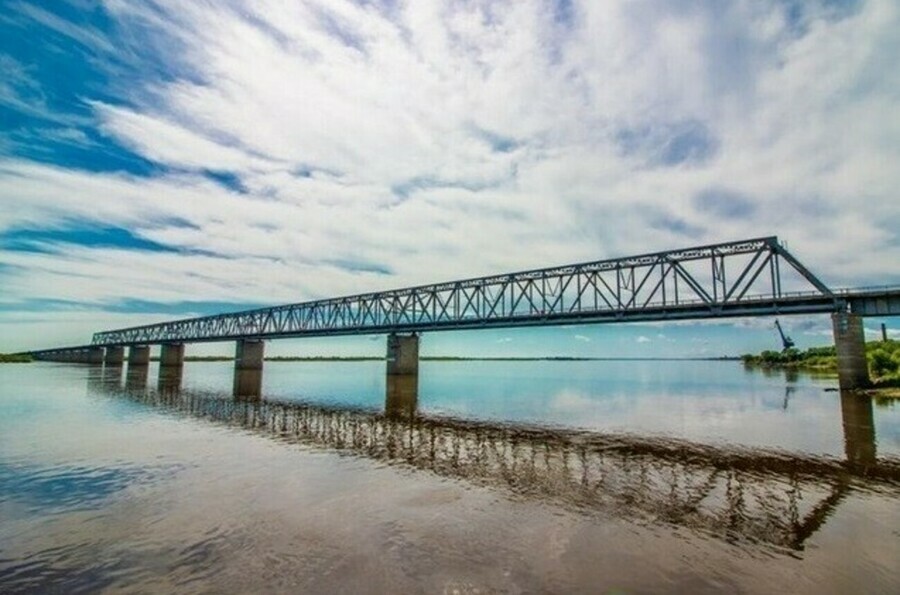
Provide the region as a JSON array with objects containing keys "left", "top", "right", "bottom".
[{"left": 1, "top": 0, "right": 898, "bottom": 355}]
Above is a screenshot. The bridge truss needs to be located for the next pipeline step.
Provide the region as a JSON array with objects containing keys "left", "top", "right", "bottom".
[{"left": 91, "top": 236, "right": 839, "bottom": 346}]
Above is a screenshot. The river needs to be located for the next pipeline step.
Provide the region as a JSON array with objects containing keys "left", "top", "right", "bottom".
[{"left": 1, "top": 360, "right": 898, "bottom": 593}]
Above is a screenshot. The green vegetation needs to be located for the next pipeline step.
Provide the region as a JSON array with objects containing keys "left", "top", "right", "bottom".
[
  {"left": 741, "top": 339, "right": 900, "bottom": 386},
  {"left": 0, "top": 353, "right": 33, "bottom": 363}
]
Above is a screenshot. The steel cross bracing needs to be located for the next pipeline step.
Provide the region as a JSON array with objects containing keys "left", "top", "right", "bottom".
[{"left": 91, "top": 236, "right": 839, "bottom": 347}]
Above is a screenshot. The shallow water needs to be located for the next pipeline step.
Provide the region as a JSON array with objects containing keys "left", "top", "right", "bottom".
[{"left": 1, "top": 360, "right": 899, "bottom": 593}]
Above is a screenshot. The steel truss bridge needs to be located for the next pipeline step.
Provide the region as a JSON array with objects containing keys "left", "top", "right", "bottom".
[
  {"left": 95, "top": 379, "right": 900, "bottom": 551},
  {"left": 85, "top": 236, "right": 900, "bottom": 348}
]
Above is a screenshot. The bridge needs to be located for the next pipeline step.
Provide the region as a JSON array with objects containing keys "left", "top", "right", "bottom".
[
  {"left": 28, "top": 236, "right": 900, "bottom": 391},
  {"left": 89, "top": 369, "right": 900, "bottom": 551}
]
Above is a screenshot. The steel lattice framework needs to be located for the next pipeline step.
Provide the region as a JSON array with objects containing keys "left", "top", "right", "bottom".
[{"left": 91, "top": 236, "right": 844, "bottom": 347}]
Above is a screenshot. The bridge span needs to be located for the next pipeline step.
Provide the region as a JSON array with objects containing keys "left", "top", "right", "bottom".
[{"left": 27, "top": 236, "right": 900, "bottom": 390}]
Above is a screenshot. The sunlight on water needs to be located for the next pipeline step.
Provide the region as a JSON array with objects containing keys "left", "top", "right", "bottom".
[{"left": 1, "top": 361, "right": 898, "bottom": 593}]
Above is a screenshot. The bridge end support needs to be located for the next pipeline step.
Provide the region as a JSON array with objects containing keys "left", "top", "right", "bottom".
[
  {"left": 387, "top": 333, "right": 419, "bottom": 376},
  {"left": 233, "top": 340, "right": 264, "bottom": 398},
  {"left": 832, "top": 312, "right": 871, "bottom": 390}
]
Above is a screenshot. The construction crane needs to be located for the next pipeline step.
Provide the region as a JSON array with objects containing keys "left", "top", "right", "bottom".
[{"left": 774, "top": 319, "right": 795, "bottom": 351}]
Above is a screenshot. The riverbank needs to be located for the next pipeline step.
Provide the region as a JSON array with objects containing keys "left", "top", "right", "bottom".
[
  {"left": 1, "top": 354, "right": 742, "bottom": 364},
  {"left": 741, "top": 339, "right": 900, "bottom": 395}
]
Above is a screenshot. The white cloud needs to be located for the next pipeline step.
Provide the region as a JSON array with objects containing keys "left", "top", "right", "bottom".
[
  {"left": 636, "top": 336, "right": 651, "bottom": 344},
  {"left": 1, "top": 0, "right": 899, "bottom": 349}
]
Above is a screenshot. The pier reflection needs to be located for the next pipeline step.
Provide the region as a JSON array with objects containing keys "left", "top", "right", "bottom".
[
  {"left": 157, "top": 366, "right": 183, "bottom": 393},
  {"left": 125, "top": 365, "right": 148, "bottom": 390},
  {"left": 92, "top": 375, "right": 899, "bottom": 552},
  {"left": 841, "top": 391, "right": 877, "bottom": 467}
]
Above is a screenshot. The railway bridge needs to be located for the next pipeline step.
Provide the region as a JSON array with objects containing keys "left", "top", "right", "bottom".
[{"left": 28, "top": 236, "right": 900, "bottom": 392}]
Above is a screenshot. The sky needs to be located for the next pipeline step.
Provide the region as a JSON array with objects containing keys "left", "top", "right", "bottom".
[{"left": 1, "top": 0, "right": 898, "bottom": 357}]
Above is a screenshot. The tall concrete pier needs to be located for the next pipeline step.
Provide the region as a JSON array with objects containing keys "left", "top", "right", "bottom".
[
  {"left": 385, "top": 374, "right": 418, "bottom": 420},
  {"left": 158, "top": 343, "right": 185, "bottom": 393},
  {"left": 159, "top": 343, "right": 185, "bottom": 368},
  {"left": 104, "top": 346, "right": 124, "bottom": 366},
  {"left": 233, "top": 340, "right": 264, "bottom": 398},
  {"left": 831, "top": 312, "right": 870, "bottom": 390},
  {"left": 86, "top": 347, "right": 103, "bottom": 365},
  {"left": 128, "top": 345, "right": 150, "bottom": 367},
  {"left": 387, "top": 334, "right": 419, "bottom": 376},
  {"left": 125, "top": 346, "right": 150, "bottom": 390},
  {"left": 234, "top": 339, "right": 264, "bottom": 371}
]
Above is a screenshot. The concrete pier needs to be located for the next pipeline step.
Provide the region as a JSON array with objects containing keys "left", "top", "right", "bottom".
[
  {"left": 128, "top": 345, "right": 150, "bottom": 366},
  {"left": 233, "top": 369, "right": 262, "bottom": 398},
  {"left": 233, "top": 339, "right": 264, "bottom": 398},
  {"left": 387, "top": 333, "right": 419, "bottom": 376},
  {"left": 385, "top": 374, "right": 418, "bottom": 420},
  {"left": 159, "top": 343, "right": 185, "bottom": 368},
  {"left": 158, "top": 343, "right": 185, "bottom": 393},
  {"left": 104, "top": 346, "right": 124, "bottom": 366},
  {"left": 86, "top": 347, "right": 103, "bottom": 365},
  {"left": 124, "top": 346, "right": 150, "bottom": 390},
  {"left": 234, "top": 339, "right": 264, "bottom": 370},
  {"left": 832, "top": 312, "right": 870, "bottom": 390}
]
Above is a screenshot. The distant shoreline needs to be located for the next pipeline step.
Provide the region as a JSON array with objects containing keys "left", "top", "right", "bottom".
[
  {"left": 1, "top": 353, "right": 743, "bottom": 364},
  {"left": 176, "top": 355, "right": 741, "bottom": 362}
]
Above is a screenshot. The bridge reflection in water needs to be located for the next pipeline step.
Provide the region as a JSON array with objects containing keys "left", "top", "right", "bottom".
[{"left": 89, "top": 367, "right": 898, "bottom": 552}]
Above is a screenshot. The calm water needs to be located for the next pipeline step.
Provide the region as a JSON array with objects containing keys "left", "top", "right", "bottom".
[{"left": 1, "top": 360, "right": 899, "bottom": 593}]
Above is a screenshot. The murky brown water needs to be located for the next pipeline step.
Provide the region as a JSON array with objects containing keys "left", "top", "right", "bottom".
[{"left": 1, "top": 361, "right": 898, "bottom": 593}]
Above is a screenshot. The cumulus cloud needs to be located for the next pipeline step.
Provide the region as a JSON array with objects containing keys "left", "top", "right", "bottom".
[{"left": 1, "top": 0, "right": 899, "bottom": 348}]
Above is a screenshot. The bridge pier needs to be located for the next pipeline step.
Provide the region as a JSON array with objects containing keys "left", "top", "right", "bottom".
[
  {"left": 387, "top": 333, "right": 419, "bottom": 376},
  {"left": 233, "top": 339, "right": 264, "bottom": 398},
  {"left": 386, "top": 334, "right": 418, "bottom": 417},
  {"left": 385, "top": 374, "right": 418, "bottom": 420},
  {"left": 86, "top": 347, "right": 103, "bottom": 365},
  {"left": 125, "top": 346, "right": 150, "bottom": 390},
  {"left": 159, "top": 343, "right": 185, "bottom": 368},
  {"left": 104, "top": 346, "right": 124, "bottom": 366},
  {"left": 158, "top": 343, "right": 185, "bottom": 393},
  {"left": 128, "top": 345, "right": 150, "bottom": 367},
  {"left": 832, "top": 312, "right": 871, "bottom": 390}
]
